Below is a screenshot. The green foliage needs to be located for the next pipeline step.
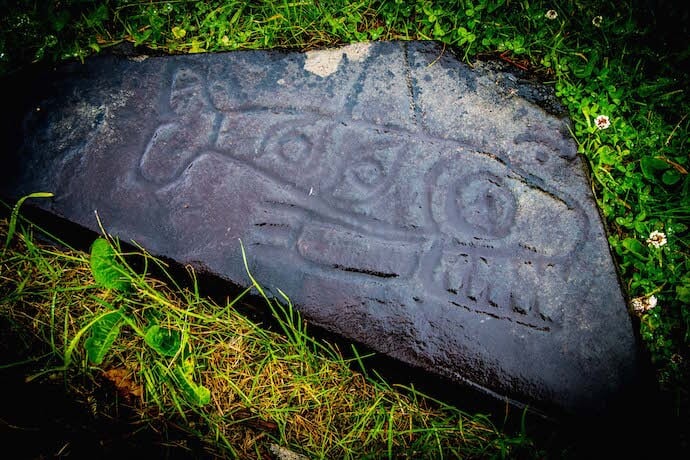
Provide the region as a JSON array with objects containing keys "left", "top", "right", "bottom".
[
  {"left": 85, "top": 236, "right": 209, "bottom": 406},
  {"left": 3, "top": 192, "right": 53, "bottom": 252},
  {"left": 84, "top": 308, "right": 124, "bottom": 364},
  {"left": 144, "top": 324, "right": 183, "bottom": 357},
  {"left": 1, "top": 0, "right": 689, "bottom": 447},
  {"left": 171, "top": 357, "right": 211, "bottom": 406},
  {"left": 0, "top": 0, "right": 110, "bottom": 74},
  {"left": 538, "top": 2, "right": 689, "bottom": 398},
  {"left": 89, "top": 237, "right": 132, "bottom": 292}
]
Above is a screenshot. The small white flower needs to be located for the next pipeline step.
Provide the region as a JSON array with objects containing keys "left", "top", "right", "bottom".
[
  {"left": 631, "top": 295, "right": 658, "bottom": 315},
  {"left": 648, "top": 295, "right": 658, "bottom": 309},
  {"left": 545, "top": 10, "right": 558, "bottom": 20},
  {"left": 595, "top": 114, "right": 611, "bottom": 130},
  {"left": 646, "top": 230, "right": 667, "bottom": 248},
  {"left": 592, "top": 16, "right": 603, "bottom": 27}
]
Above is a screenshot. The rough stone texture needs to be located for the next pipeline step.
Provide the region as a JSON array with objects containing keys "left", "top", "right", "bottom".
[{"left": 1, "top": 41, "right": 640, "bottom": 417}]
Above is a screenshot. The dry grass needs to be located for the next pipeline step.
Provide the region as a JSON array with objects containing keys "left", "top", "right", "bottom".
[{"left": 0, "top": 213, "right": 536, "bottom": 459}]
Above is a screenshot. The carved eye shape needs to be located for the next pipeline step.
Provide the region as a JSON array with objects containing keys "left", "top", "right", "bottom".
[
  {"left": 277, "top": 132, "right": 312, "bottom": 163},
  {"left": 261, "top": 120, "right": 325, "bottom": 172},
  {"left": 332, "top": 148, "right": 398, "bottom": 202},
  {"left": 450, "top": 175, "right": 516, "bottom": 239},
  {"left": 349, "top": 159, "right": 383, "bottom": 186}
]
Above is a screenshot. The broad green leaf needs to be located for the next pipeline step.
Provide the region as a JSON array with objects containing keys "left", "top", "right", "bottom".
[
  {"left": 144, "top": 324, "right": 182, "bottom": 357},
  {"left": 433, "top": 21, "right": 445, "bottom": 37},
  {"left": 621, "top": 238, "right": 646, "bottom": 257},
  {"left": 634, "top": 220, "right": 649, "bottom": 234},
  {"left": 677, "top": 286, "right": 690, "bottom": 304},
  {"left": 615, "top": 215, "right": 633, "bottom": 228},
  {"left": 171, "top": 26, "right": 186, "bottom": 39},
  {"left": 597, "top": 145, "right": 618, "bottom": 165},
  {"left": 89, "top": 238, "right": 132, "bottom": 292},
  {"left": 661, "top": 169, "right": 682, "bottom": 185},
  {"left": 84, "top": 309, "right": 125, "bottom": 365},
  {"left": 640, "top": 157, "right": 668, "bottom": 180},
  {"left": 173, "top": 358, "right": 210, "bottom": 406}
]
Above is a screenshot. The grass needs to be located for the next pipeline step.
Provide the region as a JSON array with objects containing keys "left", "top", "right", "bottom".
[
  {"left": 0, "top": 0, "right": 689, "bottom": 457},
  {"left": 0, "top": 212, "right": 540, "bottom": 459}
]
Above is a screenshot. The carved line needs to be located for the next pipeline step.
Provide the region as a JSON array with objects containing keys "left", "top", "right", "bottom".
[
  {"left": 450, "top": 301, "right": 551, "bottom": 332},
  {"left": 142, "top": 64, "right": 588, "bottom": 331}
]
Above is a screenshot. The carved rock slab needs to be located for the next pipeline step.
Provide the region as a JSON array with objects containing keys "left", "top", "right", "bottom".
[{"left": 1, "top": 41, "right": 640, "bottom": 416}]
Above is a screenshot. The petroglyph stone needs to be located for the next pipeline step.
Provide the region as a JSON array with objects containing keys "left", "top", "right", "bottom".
[{"left": 1, "top": 41, "right": 640, "bottom": 417}]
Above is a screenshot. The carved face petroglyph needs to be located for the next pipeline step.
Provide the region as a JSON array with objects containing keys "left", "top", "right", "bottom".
[{"left": 140, "top": 66, "right": 587, "bottom": 332}]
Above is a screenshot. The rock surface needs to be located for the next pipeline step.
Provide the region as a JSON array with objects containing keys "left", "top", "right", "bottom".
[{"left": 1, "top": 41, "right": 641, "bottom": 417}]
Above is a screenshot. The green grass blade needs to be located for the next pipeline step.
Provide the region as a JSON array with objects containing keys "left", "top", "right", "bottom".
[{"left": 3, "top": 192, "right": 53, "bottom": 251}]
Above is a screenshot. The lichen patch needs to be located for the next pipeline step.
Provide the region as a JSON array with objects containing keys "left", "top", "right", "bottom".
[{"left": 304, "top": 42, "right": 371, "bottom": 77}]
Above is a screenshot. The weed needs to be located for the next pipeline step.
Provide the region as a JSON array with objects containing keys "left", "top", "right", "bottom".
[
  {"left": 0, "top": 0, "right": 688, "bottom": 454},
  {"left": 0, "top": 213, "right": 538, "bottom": 458}
]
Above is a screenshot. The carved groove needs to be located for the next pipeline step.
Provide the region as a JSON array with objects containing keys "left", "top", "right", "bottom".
[{"left": 134, "top": 63, "right": 591, "bottom": 331}]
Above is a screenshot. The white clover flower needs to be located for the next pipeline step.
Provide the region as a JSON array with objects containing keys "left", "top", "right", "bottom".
[
  {"left": 592, "top": 15, "right": 603, "bottom": 27},
  {"left": 595, "top": 114, "right": 611, "bottom": 129},
  {"left": 631, "top": 295, "right": 658, "bottom": 315},
  {"left": 545, "top": 10, "right": 558, "bottom": 20},
  {"left": 648, "top": 295, "right": 658, "bottom": 309},
  {"left": 646, "top": 230, "right": 667, "bottom": 248}
]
